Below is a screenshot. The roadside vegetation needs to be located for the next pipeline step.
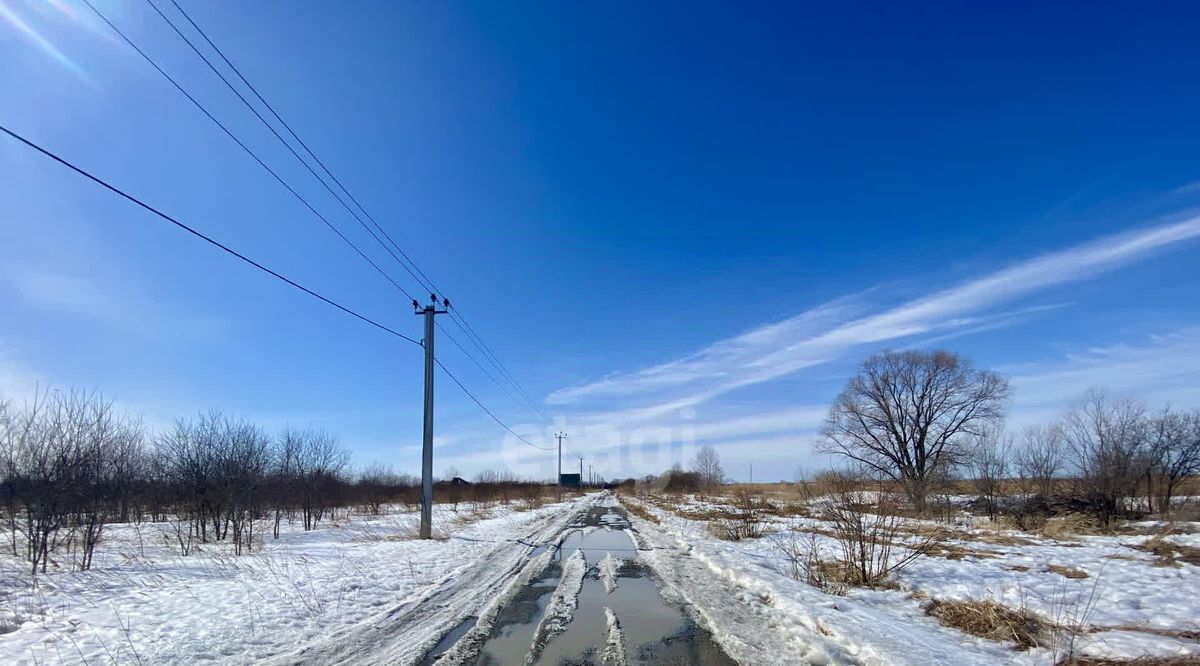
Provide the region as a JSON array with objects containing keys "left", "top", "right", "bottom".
[
  {"left": 0, "top": 388, "right": 563, "bottom": 576},
  {"left": 615, "top": 348, "right": 1200, "bottom": 665}
]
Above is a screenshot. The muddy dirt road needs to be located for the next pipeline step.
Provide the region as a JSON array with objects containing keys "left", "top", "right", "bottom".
[{"left": 426, "top": 496, "right": 735, "bottom": 665}]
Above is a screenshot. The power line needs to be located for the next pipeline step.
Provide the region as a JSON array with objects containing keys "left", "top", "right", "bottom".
[
  {"left": 160, "top": 0, "right": 437, "bottom": 297},
  {"left": 3, "top": 122, "right": 556, "bottom": 458},
  {"left": 79, "top": 0, "right": 418, "bottom": 304},
  {"left": 0, "top": 124, "right": 420, "bottom": 346},
  {"left": 434, "top": 357, "right": 554, "bottom": 451},
  {"left": 139, "top": 0, "right": 426, "bottom": 300},
  {"left": 436, "top": 321, "right": 531, "bottom": 417},
  {"left": 80, "top": 0, "right": 556, "bottom": 459},
  {"left": 448, "top": 309, "right": 553, "bottom": 423},
  {"left": 157, "top": 0, "right": 553, "bottom": 425}
]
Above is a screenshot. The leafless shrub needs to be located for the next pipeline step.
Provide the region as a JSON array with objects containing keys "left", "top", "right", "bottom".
[
  {"left": 2, "top": 389, "right": 144, "bottom": 573},
  {"left": 1145, "top": 408, "right": 1200, "bottom": 519},
  {"left": 966, "top": 426, "right": 1011, "bottom": 521},
  {"left": 1015, "top": 424, "right": 1065, "bottom": 500},
  {"left": 816, "top": 470, "right": 942, "bottom": 587},
  {"left": 1062, "top": 390, "right": 1148, "bottom": 527},
  {"left": 707, "top": 488, "right": 767, "bottom": 541},
  {"left": 518, "top": 483, "right": 545, "bottom": 510},
  {"left": 771, "top": 529, "right": 848, "bottom": 595},
  {"left": 352, "top": 463, "right": 415, "bottom": 515}
]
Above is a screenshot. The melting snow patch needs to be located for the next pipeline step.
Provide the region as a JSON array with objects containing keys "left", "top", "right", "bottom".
[
  {"left": 526, "top": 548, "right": 587, "bottom": 664},
  {"left": 599, "top": 551, "right": 623, "bottom": 594},
  {"left": 601, "top": 606, "right": 627, "bottom": 665},
  {"left": 432, "top": 547, "right": 556, "bottom": 665}
]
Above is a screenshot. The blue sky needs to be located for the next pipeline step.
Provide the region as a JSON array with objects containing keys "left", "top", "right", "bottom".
[{"left": 3, "top": 1, "right": 1200, "bottom": 482}]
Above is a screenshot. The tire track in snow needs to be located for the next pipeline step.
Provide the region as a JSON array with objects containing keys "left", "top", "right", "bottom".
[
  {"left": 525, "top": 548, "right": 587, "bottom": 664},
  {"left": 262, "top": 495, "right": 597, "bottom": 666}
]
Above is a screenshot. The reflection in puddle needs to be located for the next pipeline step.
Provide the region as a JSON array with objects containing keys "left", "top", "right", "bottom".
[
  {"left": 465, "top": 504, "right": 735, "bottom": 666},
  {"left": 423, "top": 616, "right": 478, "bottom": 665}
]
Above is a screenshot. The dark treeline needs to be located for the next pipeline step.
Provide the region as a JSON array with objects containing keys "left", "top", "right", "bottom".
[{"left": 0, "top": 389, "right": 547, "bottom": 576}]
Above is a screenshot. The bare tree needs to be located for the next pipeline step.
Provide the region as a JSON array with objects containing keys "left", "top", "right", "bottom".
[
  {"left": 442, "top": 466, "right": 464, "bottom": 511},
  {"left": 1062, "top": 390, "right": 1147, "bottom": 526},
  {"left": 818, "top": 350, "right": 1010, "bottom": 511},
  {"left": 1014, "top": 424, "right": 1064, "bottom": 498},
  {"left": 1147, "top": 408, "right": 1200, "bottom": 518},
  {"left": 966, "top": 426, "right": 1011, "bottom": 521},
  {"left": 690, "top": 445, "right": 725, "bottom": 488},
  {"left": 291, "top": 428, "right": 349, "bottom": 531}
]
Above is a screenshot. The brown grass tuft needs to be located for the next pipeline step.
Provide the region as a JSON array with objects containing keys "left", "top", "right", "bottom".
[
  {"left": 1046, "top": 564, "right": 1090, "bottom": 579},
  {"left": 925, "top": 542, "right": 1002, "bottom": 561},
  {"left": 925, "top": 598, "right": 1050, "bottom": 650},
  {"left": 1132, "top": 535, "right": 1200, "bottom": 568},
  {"left": 1060, "top": 658, "right": 1200, "bottom": 665},
  {"left": 617, "top": 495, "right": 661, "bottom": 524}
]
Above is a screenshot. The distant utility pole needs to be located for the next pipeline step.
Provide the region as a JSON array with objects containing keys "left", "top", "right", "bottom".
[
  {"left": 556, "top": 433, "right": 567, "bottom": 485},
  {"left": 579, "top": 457, "right": 585, "bottom": 485},
  {"left": 415, "top": 294, "right": 448, "bottom": 540}
]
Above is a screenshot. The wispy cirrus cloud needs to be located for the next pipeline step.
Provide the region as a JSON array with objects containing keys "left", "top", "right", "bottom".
[
  {"left": 1005, "top": 328, "right": 1200, "bottom": 423},
  {"left": 548, "top": 215, "right": 1200, "bottom": 412},
  {"left": 530, "top": 214, "right": 1200, "bottom": 479}
]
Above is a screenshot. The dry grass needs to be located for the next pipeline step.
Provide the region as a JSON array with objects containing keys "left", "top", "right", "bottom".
[
  {"left": 1041, "top": 514, "right": 1105, "bottom": 540},
  {"left": 1046, "top": 564, "right": 1090, "bottom": 579},
  {"left": 1102, "top": 553, "right": 1144, "bottom": 563},
  {"left": 976, "top": 531, "right": 1040, "bottom": 547},
  {"left": 616, "top": 495, "right": 660, "bottom": 524},
  {"left": 925, "top": 542, "right": 1002, "bottom": 561},
  {"left": 1061, "top": 658, "right": 1200, "bottom": 666},
  {"left": 924, "top": 598, "right": 1050, "bottom": 650},
  {"left": 1092, "top": 625, "right": 1200, "bottom": 641},
  {"left": 1132, "top": 536, "right": 1200, "bottom": 568}
]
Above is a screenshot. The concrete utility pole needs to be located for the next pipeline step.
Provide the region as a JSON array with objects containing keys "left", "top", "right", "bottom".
[
  {"left": 556, "top": 432, "right": 567, "bottom": 485},
  {"left": 415, "top": 294, "right": 448, "bottom": 540},
  {"left": 579, "top": 457, "right": 584, "bottom": 485}
]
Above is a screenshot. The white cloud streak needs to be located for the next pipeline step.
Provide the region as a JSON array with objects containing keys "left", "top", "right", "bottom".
[
  {"left": 1006, "top": 328, "right": 1200, "bottom": 423},
  {"left": 548, "top": 215, "right": 1200, "bottom": 413}
]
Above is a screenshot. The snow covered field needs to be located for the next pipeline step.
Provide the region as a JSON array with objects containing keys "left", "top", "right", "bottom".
[
  {"left": 621, "top": 491, "right": 1200, "bottom": 665},
  {"left": 0, "top": 496, "right": 586, "bottom": 665},
  {"left": 4, "top": 488, "right": 1197, "bottom": 665}
]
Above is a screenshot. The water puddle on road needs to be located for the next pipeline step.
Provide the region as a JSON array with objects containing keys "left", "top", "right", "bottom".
[{"left": 467, "top": 504, "right": 734, "bottom": 665}]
